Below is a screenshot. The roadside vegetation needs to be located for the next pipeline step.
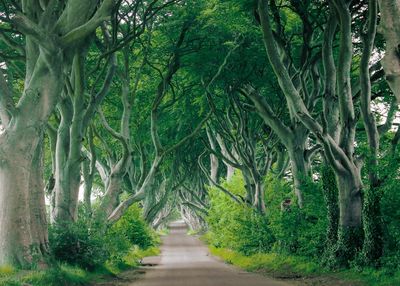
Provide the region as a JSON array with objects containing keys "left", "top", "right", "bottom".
[
  {"left": 0, "top": 204, "right": 159, "bottom": 286},
  {"left": 203, "top": 172, "right": 400, "bottom": 286}
]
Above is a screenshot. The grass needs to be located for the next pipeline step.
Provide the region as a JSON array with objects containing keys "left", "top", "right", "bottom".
[
  {"left": 0, "top": 264, "right": 91, "bottom": 286},
  {"left": 0, "top": 246, "right": 161, "bottom": 286},
  {"left": 208, "top": 246, "right": 400, "bottom": 286},
  {"left": 209, "top": 246, "right": 320, "bottom": 278}
]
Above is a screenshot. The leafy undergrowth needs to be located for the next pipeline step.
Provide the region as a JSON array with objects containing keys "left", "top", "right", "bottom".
[
  {"left": 0, "top": 246, "right": 160, "bottom": 286},
  {"left": 209, "top": 246, "right": 400, "bottom": 286}
]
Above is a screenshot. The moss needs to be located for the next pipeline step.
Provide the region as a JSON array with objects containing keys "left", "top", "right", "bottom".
[
  {"left": 0, "top": 265, "right": 15, "bottom": 278},
  {"left": 362, "top": 185, "right": 384, "bottom": 266},
  {"left": 333, "top": 226, "right": 364, "bottom": 268},
  {"left": 321, "top": 165, "right": 339, "bottom": 250}
]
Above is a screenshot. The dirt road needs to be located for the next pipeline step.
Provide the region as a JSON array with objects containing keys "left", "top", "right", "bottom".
[{"left": 131, "top": 221, "right": 293, "bottom": 286}]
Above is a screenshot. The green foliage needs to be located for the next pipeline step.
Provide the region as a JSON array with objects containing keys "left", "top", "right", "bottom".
[
  {"left": 49, "top": 217, "right": 109, "bottom": 271},
  {"left": 380, "top": 168, "right": 400, "bottom": 272},
  {"left": 210, "top": 246, "right": 400, "bottom": 286},
  {"left": 49, "top": 204, "right": 157, "bottom": 271},
  {"left": 1, "top": 204, "right": 159, "bottom": 286},
  {"left": 108, "top": 204, "right": 156, "bottom": 250},
  {"left": 206, "top": 172, "right": 274, "bottom": 255},
  {"left": 207, "top": 172, "right": 326, "bottom": 257},
  {"left": 209, "top": 246, "right": 320, "bottom": 278},
  {"left": 265, "top": 174, "right": 327, "bottom": 257}
]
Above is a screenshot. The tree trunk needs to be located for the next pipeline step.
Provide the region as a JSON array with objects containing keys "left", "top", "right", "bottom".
[
  {"left": 82, "top": 157, "right": 93, "bottom": 216},
  {"left": 242, "top": 168, "right": 255, "bottom": 204},
  {"left": 253, "top": 180, "right": 266, "bottom": 214},
  {"left": 29, "top": 139, "right": 49, "bottom": 259},
  {"left": 287, "top": 146, "right": 307, "bottom": 208},
  {"left": 53, "top": 153, "right": 82, "bottom": 223},
  {"left": 0, "top": 129, "right": 48, "bottom": 267},
  {"left": 321, "top": 165, "right": 339, "bottom": 264},
  {"left": 378, "top": 0, "right": 400, "bottom": 103},
  {"left": 226, "top": 165, "right": 235, "bottom": 181},
  {"left": 360, "top": 0, "right": 384, "bottom": 265},
  {"left": 210, "top": 154, "right": 219, "bottom": 183},
  {"left": 334, "top": 170, "right": 363, "bottom": 266},
  {"left": 98, "top": 171, "right": 125, "bottom": 220}
]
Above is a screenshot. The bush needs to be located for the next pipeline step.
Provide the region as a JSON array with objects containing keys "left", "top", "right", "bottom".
[
  {"left": 108, "top": 204, "right": 155, "bottom": 250},
  {"left": 49, "top": 217, "right": 109, "bottom": 271},
  {"left": 380, "top": 173, "right": 400, "bottom": 271},
  {"left": 206, "top": 172, "right": 327, "bottom": 257},
  {"left": 265, "top": 175, "right": 327, "bottom": 257},
  {"left": 49, "top": 203, "right": 157, "bottom": 271},
  {"left": 206, "top": 172, "right": 275, "bottom": 255}
]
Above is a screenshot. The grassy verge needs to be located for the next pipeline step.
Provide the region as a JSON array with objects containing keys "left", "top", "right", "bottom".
[
  {"left": 208, "top": 246, "right": 400, "bottom": 286},
  {"left": 0, "top": 246, "right": 160, "bottom": 286}
]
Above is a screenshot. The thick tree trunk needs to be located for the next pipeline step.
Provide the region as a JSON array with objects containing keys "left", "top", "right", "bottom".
[
  {"left": 337, "top": 174, "right": 362, "bottom": 228},
  {"left": 98, "top": 172, "right": 125, "bottom": 220},
  {"left": 360, "top": 0, "right": 384, "bottom": 265},
  {"left": 210, "top": 154, "right": 219, "bottom": 183},
  {"left": 253, "top": 180, "right": 266, "bottom": 214},
  {"left": 82, "top": 157, "right": 94, "bottom": 216},
  {"left": 0, "top": 129, "right": 48, "bottom": 267},
  {"left": 242, "top": 168, "right": 255, "bottom": 204},
  {"left": 378, "top": 0, "right": 400, "bottom": 103},
  {"left": 334, "top": 170, "right": 363, "bottom": 266},
  {"left": 226, "top": 165, "right": 235, "bottom": 181},
  {"left": 0, "top": 47, "right": 62, "bottom": 266},
  {"left": 321, "top": 165, "right": 339, "bottom": 264},
  {"left": 287, "top": 145, "right": 307, "bottom": 208},
  {"left": 53, "top": 54, "right": 86, "bottom": 223},
  {"left": 29, "top": 139, "right": 49, "bottom": 259},
  {"left": 53, "top": 157, "right": 81, "bottom": 223}
]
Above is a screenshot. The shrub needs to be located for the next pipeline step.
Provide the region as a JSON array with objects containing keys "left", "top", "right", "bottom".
[
  {"left": 49, "top": 217, "right": 109, "bottom": 271},
  {"left": 206, "top": 172, "right": 275, "bottom": 255},
  {"left": 108, "top": 204, "right": 155, "bottom": 250},
  {"left": 206, "top": 172, "right": 327, "bottom": 258},
  {"left": 380, "top": 173, "right": 400, "bottom": 271},
  {"left": 265, "top": 175, "right": 327, "bottom": 257},
  {"left": 49, "top": 203, "right": 156, "bottom": 271}
]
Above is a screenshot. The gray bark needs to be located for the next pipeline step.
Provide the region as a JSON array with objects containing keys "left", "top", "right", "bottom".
[
  {"left": 0, "top": 0, "right": 115, "bottom": 265},
  {"left": 378, "top": 0, "right": 400, "bottom": 103},
  {"left": 256, "top": 0, "right": 363, "bottom": 231}
]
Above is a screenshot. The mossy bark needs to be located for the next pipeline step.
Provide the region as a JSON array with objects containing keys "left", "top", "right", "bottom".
[
  {"left": 321, "top": 165, "right": 339, "bottom": 251},
  {"left": 362, "top": 186, "right": 383, "bottom": 265}
]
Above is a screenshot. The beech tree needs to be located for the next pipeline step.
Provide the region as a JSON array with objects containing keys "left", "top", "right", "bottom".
[
  {"left": 0, "top": 0, "right": 117, "bottom": 267},
  {"left": 250, "top": 0, "right": 398, "bottom": 265}
]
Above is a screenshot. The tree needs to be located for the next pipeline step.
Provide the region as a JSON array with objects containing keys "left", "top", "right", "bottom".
[{"left": 0, "top": 0, "right": 115, "bottom": 267}]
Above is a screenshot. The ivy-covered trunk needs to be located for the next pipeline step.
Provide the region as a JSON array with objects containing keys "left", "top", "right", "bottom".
[
  {"left": 321, "top": 165, "right": 339, "bottom": 260},
  {"left": 334, "top": 170, "right": 363, "bottom": 266}
]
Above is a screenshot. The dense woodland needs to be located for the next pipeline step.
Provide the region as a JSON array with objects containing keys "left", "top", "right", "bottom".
[{"left": 1, "top": 0, "right": 400, "bottom": 284}]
